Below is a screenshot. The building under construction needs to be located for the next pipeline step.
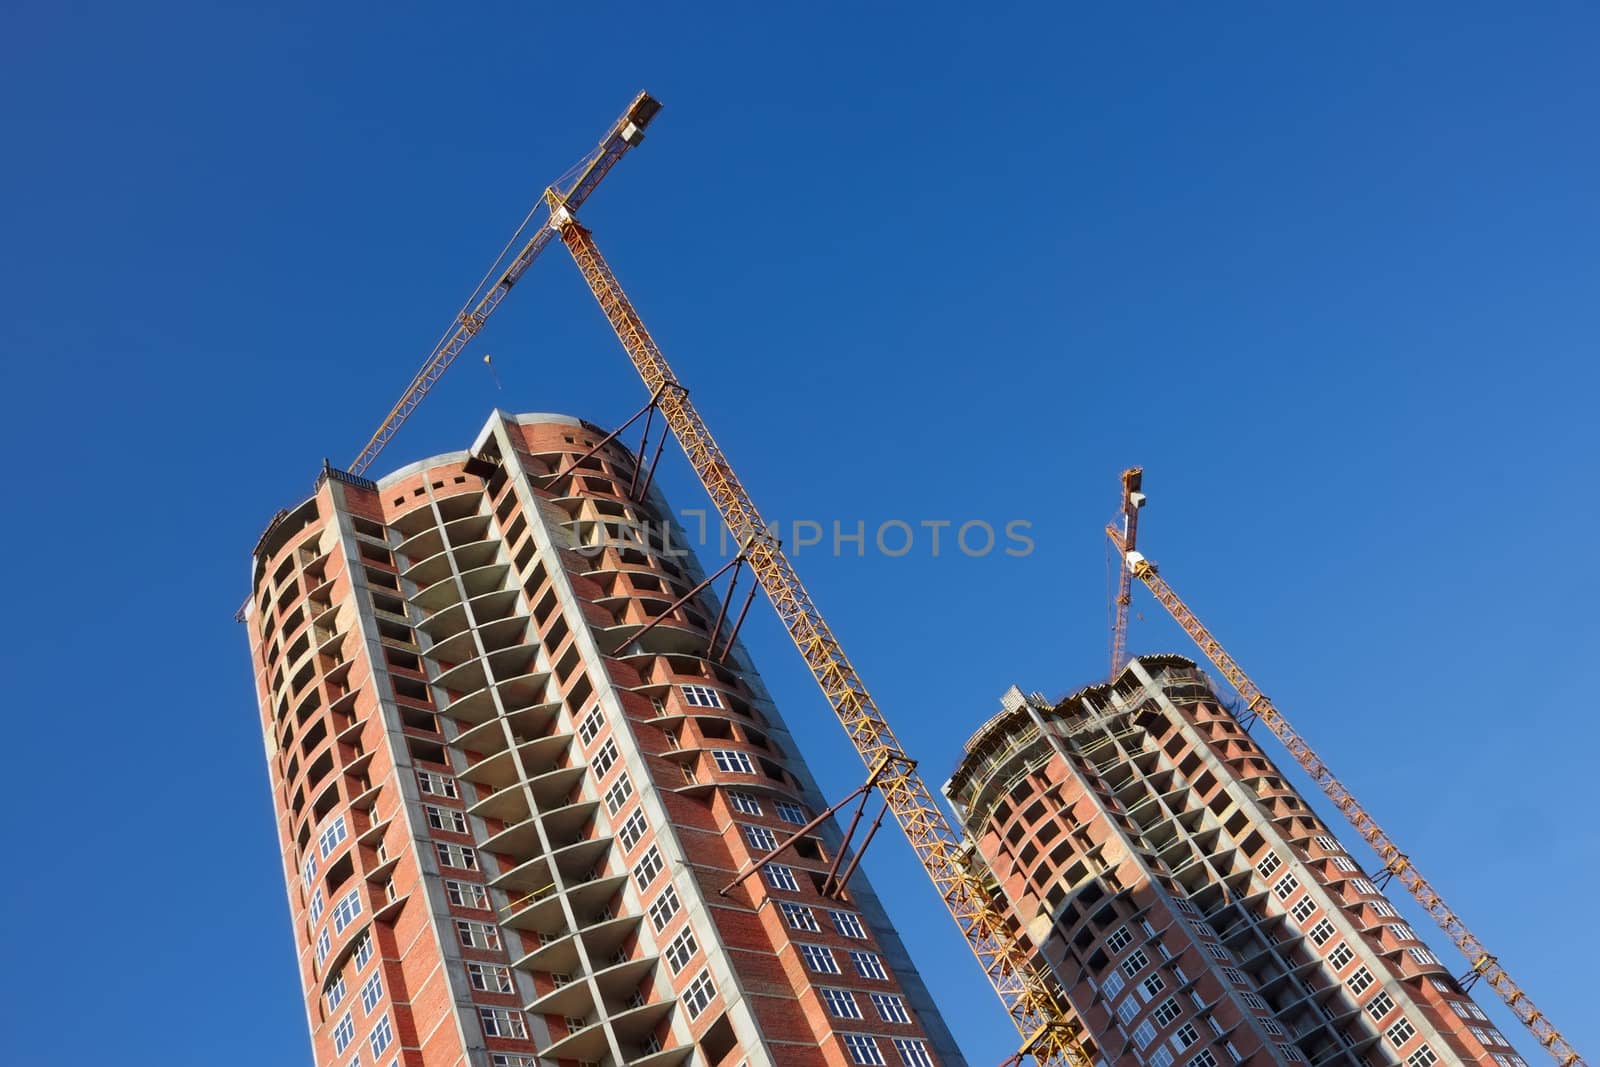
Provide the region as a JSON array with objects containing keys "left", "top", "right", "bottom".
[
  {"left": 946, "top": 656, "right": 1521, "bottom": 1067},
  {"left": 244, "top": 411, "right": 962, "bottom": 1067}
]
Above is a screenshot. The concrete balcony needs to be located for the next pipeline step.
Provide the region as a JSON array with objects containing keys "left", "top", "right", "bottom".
[
  {"left": 468, "top": 766, "right": 585, "bottom": 823},
  {"left": 458, "top": 734, "right": 572, "bottom": 790}
]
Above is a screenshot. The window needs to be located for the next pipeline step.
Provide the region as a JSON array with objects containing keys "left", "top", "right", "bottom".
[
  {"left": 309, "top": 889, "right": 325, "bottom": 925},
  {"left": 604, "top": 773, "right": 633, "bottom": 815},
  {"left": 1388, "top": 922, "right": 1418, "bottom": 942},
  {"left": 325, "top": 976, "right": 346, "bottom": 1010},
  {"left": 893, "top": 1039, "right": 934, "bottom": 1067},
  {"left": 332, "top": 889, "right": 363, "bottom": 934},
  {"left": 776, "top": 800, "right": 807, "bottom": 824},
  {"left": 1141, "top": 974, "right": 1166, "bottom": 998},
  {"left": 446, "top": 879, "right": 487, "bottom": 910},
  {"left": 800, "top": 944, "right": 840, "bottom": 973},
  {"left": 351, "top": 932, "right": 374, "bottom": 970},
  {"left": 619, "top": 810, "right": 648, "bottom": 851},
  {"left": 1102, "top": 970, "right": 1125, "bottom": 998},
  {"left": 843, "top": 1034, "right": 885, "bottom": 1066},
  {"left": 1206, "top": 944, "right": 1231, "bottom": 962},
  {"left": 649, "top": 885, "right": 681, "bottom": 931},
  {"left": 1365, "top": 991, "right": 1396, "bottom": 1021},
  {"left": 332, "top": 1012, "right": 355, "bottom": 1054},
  {"left": 1386, "top": 1018, "right": 1417, "bottom": 1048},
  {"left": 1175, "top": 1023, "right": 1200, "bottom": 1048},
  {"left": 1256, "top": 853, "right": 1281, "bottom": 878},
  {"left": 316, "top": 929, "right": 331, "bottom": 965},
  {"left": 728, "top": 790, "right": 762, "bottom": 815},
  {"left": 435, "top": 843, "right": 478, "bottom": 870},
  {"left": 851, "top": 951, "right": 888, "bottom": 980},
  {"left": 456, "top": 920, "right": 500, "bottom": 950},
  {"left": 1308, "top": 919, "right": 1335, "bottom": 945},
  {"left": 1290, "top": 897, "right": 1316, "bottom": 923},
  {"left": 591, "top": 739, "right": 619, "bottom": 779},
  {"left": 684, "top": 969, "right": 716, "bottom": 1019},
  {"left": 763, "top": 863, "right": 800, "bottom": 892},
  {"left": 634, "top": 846, "right": 664, "bottom": 888},
  {"left": 1117, "top": 999, "right": 1140, "bottom": 1025},
  {"left": 1187, "top": 1052, "right": 1218, "bottom": 1067},
  {"left": 468, "top": 962, "right": 513, "bottom": 993},
  {"left": 832, "top": 910, "right": 868, "bottom": 939},
  {"left": 665, "top": 927, "right": 699, "bottom": 973},
  {"left": 1314, "top": 834, "right": 1339, "bottom": 851},
  {"left": 301, "top": 851, "right": 318, "bottom": 887},
  {"left": 319, "top": 816, "right": 349, "bottom": 858},
  {"left": 1371, "top": 900, "right": 1397, "bottom": 918},
  {"left": 1408, "top": 947, "right": 1440, "bottom": 967},
  {"left": 492, "top": 1057, "right": 538, "bottom": 1067},
  {"left": 1107, "top": 926, "right": 1133, "bottom": 953},
  {"left": 1261, "top": 1020, "right": 1285, "bottom": 1037},
  {"left": 359, "top": 971, "right": 383, "bottom": 1013},
  {"left": 1153, "top": 998, "right": 1182, "bottom": 1026},
  {"left": 578, "top": 708, "right": 603, "bottom": 745},
  {"left": 1276, "top": 1044, "right": 1303, "bottom": 1062},
  {"left": 1331, "top": 856, "right": 1357, "bottom": 872},
  {"left": 1407, "top": 1047, "right": 1439, "bottom": 1067},
  {"left": 1150, "top": 1050, "right": 1174, "bottom": 1067},
  {"left": 1273, "top": 873, "right": 1299, "bottom": 900},
  {"left": 1120, "top": 949, "right": 1150, "bottom": 978},
  {"left": 743, "top": 824, "right": 778, "bottom": 851},
  {"left": 823, "top": 987, "right": 863, "bottom": 1019},
  {"left": 1133, "top": 1022, "right": 1158, "bottom": 1049},
  {"left": 681, "top": 685, "right": 723, "bottom": 708},
  {"left": 781, "top": 902, "right": 820, "bottom": 932},
  {"left": 368, "top": 1014, "right": 393, "bottom": 1055},
  {"left": 417, "top": 770, "right": 457, "bottom": 798},
  {"left": 1327, "top": 942, "right": 1354, "bottom": 970},
  {"left": 1346, "top": 967, "right": 1374, "bottom": 995},
  {"left": 872, "top": 992, "right": 911, "bottom": 1024},
  {"left": 1239, "top": 992, "right": 1266, "bottom": 1011},
  {"left": 1219, "top": 966, "right": 1246, "bottom": 986},
  {"left": 426, "top": 805, "right": 467, "bottom": 833},
  {"left": 1350, "top": 878, "right": 1377, "bottom": 895},
  {"left": 479, "top": 1007, "right": 527, "bottom": 1039},
  {"left": 712, "top": 749, "right": 756, "bottom": 774}
]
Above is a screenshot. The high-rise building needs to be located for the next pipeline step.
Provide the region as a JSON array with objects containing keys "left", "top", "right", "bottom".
[
  {"left": 245, "top": 410, "right": 963, "bottom": 1067},
  {"left": 944, "top": 655, "right": 1518, "bottom": 1067}
]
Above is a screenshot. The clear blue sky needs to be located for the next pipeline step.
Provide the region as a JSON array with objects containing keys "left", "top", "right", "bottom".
[{"left": 2, "top": 3, "right": 1595, "bottom": 1064}]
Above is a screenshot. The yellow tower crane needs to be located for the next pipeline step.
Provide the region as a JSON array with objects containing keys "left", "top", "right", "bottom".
[
  {"left": 1107, "top": 469, "right": 1584, "bottom": 1067},
  {"left": 352, "top": 91, "right": 1089, "bottom": 1065}
]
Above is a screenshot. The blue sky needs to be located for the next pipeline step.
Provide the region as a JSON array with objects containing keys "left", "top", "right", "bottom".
[{"left": 2, "top": 2, "right": 1596, "bottom": 1064}]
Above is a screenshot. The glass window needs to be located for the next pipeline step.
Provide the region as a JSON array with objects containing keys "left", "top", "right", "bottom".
[
  {"left": 728, "top": 790, "right": 762, "bottom": 816},
  {"left": 851, "top": 951, "right": 888, "bottom": 980},
  {"left": 712, "top": 749, "right": 756, "bottom": 774},
  {"left": 822, "top": 987, "right": 862, "bottom": 1019},
  {"left": 781, "top": 902, "right": 820, "bottom": 932},
  {"left": 892, "top": 1039, "right": 934, "bottom": 1067},
  {"left": 871, "top": 992, "right": 910, "bottom": 1024},
  {"left": 800, "top": 944, "right": 840, "bottom": 974},
  {"left": 831, "top": 910, "right": 868, "bottom": 939},
  {"left": 332, "top": 1012, "right": 355, "bottom": 1054},
  {"left": 360, "top": 972, "right": 383, "bottom": 1014},
  {"left": 842, "top": 1034, "right": 885, "bottom": 1066},
  {"left": 763, "top": 863, "right": 800, "bottom": 892},
  {"left": 684, "top": 969, "right": 716, "bottom": 1019},
  {"left": 665, "top": 927, "right": 698, "bottom": 974},
  {"left": 634, "top": 846, "right": 664, "bottom": 889}
]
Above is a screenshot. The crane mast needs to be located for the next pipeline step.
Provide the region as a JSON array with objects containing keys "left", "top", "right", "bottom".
[
  {"left": 1107, "top": 466, "right": 1144, "bottom": 678},
  {"left": 549, "top": 208, "right": 1089, "bottom": 1065},
  {"left": 1107, "top": 477, "right": 1584, "bottom": 1067}
]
